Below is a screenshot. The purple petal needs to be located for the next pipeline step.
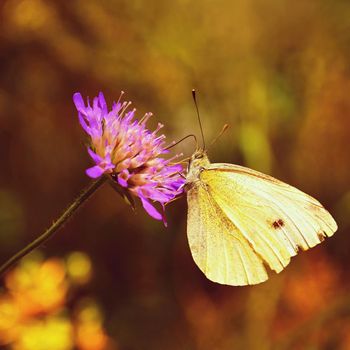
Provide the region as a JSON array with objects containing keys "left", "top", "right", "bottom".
[
  {"left": 93, "top": 96, "right": 99, "bottom": 110},
  {"left": 117, "top": 170, "right": 130, "bottom": 188},
  {"left": 124, "top": 109, "right": 135, "bottom": 122},
  {"left": 87, "top": 148, "right": 103, "bottom": 163},
  {"left": 166, "top": 164, "right": 183, "bottom": 173},
  {"left": 78, "top": 113, "right": 90, "bottom": 134},
  {"left": 140, "top": 196, "right": 162, "bottom": 221},
  {"left": 118, "top": 178, "right": 128, "bottom": 187},
  {"left": 86, "top": 165, "right": 105, "bottom": 178},
  {"left": 98, "top": 92, "right": 107, "bottom": 114},
  {"left": 73, "top": 93, "right": 86, "bottom": 113},
  {"left": 147, "top": 190, "right": 172, "bottom": 203}
]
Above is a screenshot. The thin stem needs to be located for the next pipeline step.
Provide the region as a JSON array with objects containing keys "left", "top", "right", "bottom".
[{"left": 0, "top": 176, "right": 107, "bottom": 278}]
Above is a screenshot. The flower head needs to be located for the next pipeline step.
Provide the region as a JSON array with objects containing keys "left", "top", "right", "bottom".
[{"left": 73, "top": 91, "right": 184, "bottom": 223}]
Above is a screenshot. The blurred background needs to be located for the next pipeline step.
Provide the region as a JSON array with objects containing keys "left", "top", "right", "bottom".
[{"left": 0, "top": 0, "right": 350, "bottom": 349}]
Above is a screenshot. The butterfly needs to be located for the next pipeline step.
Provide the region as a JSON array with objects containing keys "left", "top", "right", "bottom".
[
  {"left": 184, "top": 91, "right": 337, "bottom": 286},
  {"left": 184, "top": 148, "right": 337, "bottom": 286}
]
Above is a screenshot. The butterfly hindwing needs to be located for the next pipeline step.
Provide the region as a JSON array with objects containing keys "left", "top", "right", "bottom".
[{"left": 187, "top": 181, "right": 269, "bottom": 286}]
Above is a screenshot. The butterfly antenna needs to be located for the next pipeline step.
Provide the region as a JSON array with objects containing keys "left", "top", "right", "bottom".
[
  {"left": 209, "top": 124, "right": 230, "bottom": 148},
  {"left": 164, "top": 134, "right": 197, "bottom": 150},
  {"left": 192, "top": 89, "right": 206, "bottom": 150}
]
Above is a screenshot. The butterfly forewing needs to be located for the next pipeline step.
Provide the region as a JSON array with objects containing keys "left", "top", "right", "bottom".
[{"left": 206, "top": 163, "right": 337, "bottom": 245}]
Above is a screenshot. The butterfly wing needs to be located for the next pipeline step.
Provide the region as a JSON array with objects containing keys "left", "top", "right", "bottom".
[
  {"left": 186, "top": 163, "right": 337, "bottom": 286},
  {"left": 187, "top": 181, "right": 269, "bottom": 285}
]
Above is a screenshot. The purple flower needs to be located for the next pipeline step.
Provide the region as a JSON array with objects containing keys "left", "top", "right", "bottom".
[{"left": 73, "top": 91, "right": 185, "bottom": 223}]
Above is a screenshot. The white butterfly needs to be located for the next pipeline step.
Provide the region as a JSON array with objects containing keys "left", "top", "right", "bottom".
[{"left": 185, "top": 148, "right": 337, "bottom": 286}]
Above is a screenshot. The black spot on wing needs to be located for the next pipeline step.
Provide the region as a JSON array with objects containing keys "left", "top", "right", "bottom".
[
  {"left": 272, "top": 219, "right": 285, "bottom": 229},
  {"left": 317, "top": 230, "right": 327, "bottom": 241}
]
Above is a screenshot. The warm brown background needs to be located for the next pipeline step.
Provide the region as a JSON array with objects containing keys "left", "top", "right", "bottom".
[{"left": 0, "top": 1, "right": 350, "bottom": 349}]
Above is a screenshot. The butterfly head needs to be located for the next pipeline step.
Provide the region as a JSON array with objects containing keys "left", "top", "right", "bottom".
[
  {"left": 185, "top": 148, "right": 210, "bottom": 185},
  {"left": 190, "top": 148, "right": 210, "bottom": 166}
]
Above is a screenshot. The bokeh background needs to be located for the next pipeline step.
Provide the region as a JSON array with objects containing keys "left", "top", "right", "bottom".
[{"left": 0, "top": 0, "right": 350, "bottom": 349}]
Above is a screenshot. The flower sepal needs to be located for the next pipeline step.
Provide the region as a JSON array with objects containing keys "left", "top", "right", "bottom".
[{"left": 108, "top": 177, "right": 136, "bottom": 211}]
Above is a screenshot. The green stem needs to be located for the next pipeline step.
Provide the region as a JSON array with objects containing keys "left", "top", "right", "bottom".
[{"left": 0, "top": 176, "right": 107, "bottom": 277}]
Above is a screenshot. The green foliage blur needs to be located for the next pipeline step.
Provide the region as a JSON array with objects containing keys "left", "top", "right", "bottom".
[{"left": 0, "top": 0, "right": 350, "bottom": 349}]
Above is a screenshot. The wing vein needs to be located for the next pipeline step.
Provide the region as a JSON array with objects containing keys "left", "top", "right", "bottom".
[{"left": 251, "top": 188, "right": 311, "bottom": 248}]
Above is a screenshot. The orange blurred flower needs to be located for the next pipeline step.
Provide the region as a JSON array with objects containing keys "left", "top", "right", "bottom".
[
  {"left": 0, "top": 253, "right": 115, "bottom": 350},
  {"left": 74, "top": 299, "right": 109, "bottom": 350},
  {"left": 273, "top": 251, "right": 342, "bottom": 342},
  {"left": 283, "top": 252, "right": 340, "bottom": 317},
  {"left": 5, "top": 258, "right": 67, "bottom": 317}
]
